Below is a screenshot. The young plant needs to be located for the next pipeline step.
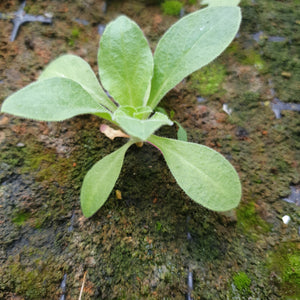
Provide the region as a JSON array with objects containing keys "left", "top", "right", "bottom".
[{"left": 1, "top": 5, "right": 242, "bottom": 218}]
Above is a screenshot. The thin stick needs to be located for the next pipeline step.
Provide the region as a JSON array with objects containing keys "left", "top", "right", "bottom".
[{"left": 78, "top": 270, "right": 88, "bottom": 300}]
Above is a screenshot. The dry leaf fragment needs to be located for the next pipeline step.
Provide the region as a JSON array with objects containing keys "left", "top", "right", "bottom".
[
  {"left": 116, "top": 189, "right": 122, "bottom": 200},
  {"left": 0, "top": 116, "right": 9, "bottom": 126},
  {"left": 100, "top": 124, "right": 129, "bottom": 140}
]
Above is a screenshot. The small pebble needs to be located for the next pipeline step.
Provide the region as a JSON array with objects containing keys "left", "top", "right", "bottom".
[
  {"left": 222, "top": 104, "right": 232, "bottom": 115},
  {"left": 196, "top": 96, "right": 206, "bottom": 103},
  {"left": 44, "top": 12, "right": 53, "bottom": 18},
  {"left": 180, "top": 8, "right": 185, "bottom": 18},
  {"left": 282, "top": 215, "right": 291, "bottom": 224},
  {"left": 98, "top": 24, "right": 106, "bottom": 36}
]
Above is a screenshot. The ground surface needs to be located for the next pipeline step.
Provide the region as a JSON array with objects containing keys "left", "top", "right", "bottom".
[{"left": 0, "top": 0, "right": 299, "bottom": 299}]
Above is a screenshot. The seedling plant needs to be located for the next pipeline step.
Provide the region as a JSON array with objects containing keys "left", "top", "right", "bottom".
[{"left": 1, "top": 5, "right": 242, "bottom": 217}]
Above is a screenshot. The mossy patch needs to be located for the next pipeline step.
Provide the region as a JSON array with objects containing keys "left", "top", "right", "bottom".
[
  {"left": 18, "top": 138, "right": 73, "bottom": 186},
  {"left": 68, "top": 27, "right": 81, "bottom": 46},
  {"left": 241, "top": 0, "right": 300, "bottom": 102},
  {"left": 12, "top": 210, "right": 31, "bottom": 226},
  {"left": 240, "top": 49, "right": 267, "bottom": 72},
  {"left": 189, "top": 62, "right": 226, "bottom": 96},
  {"left": 233, "top": 271, "right": 251, "bottom": 293},
  {"left": 161, "top": 1, "right": 183, "bottom": 16},
  {"left": 226, "top": 42, "right": 268, "bottom": 73},
  {"left": 267, "top": 242, "right": 300, "bottom": 297},
  {"left": 0, "top": 249, "right": 66, "bottom": 299},
  {"left": 0, "top": 142, "right": 26, "bottom": 169},
  {"left": 237, "top": 201, "right": 271, "bottom": 238}
]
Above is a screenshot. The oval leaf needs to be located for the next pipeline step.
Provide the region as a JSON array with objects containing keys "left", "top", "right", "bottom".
[
  {"left": 148, "top": 135, "right": 241, "bottom": 211},
  {"left": 98, "top": 16, "right": 153, "bottom": 107},
  {"left": 39, "top": 54, "right": 116, "bottom": 112},
  {"left": 81, "top": 142, "right": 132, "bottom": 218},
  {"left": 147, "top": 6, "right": 241, "bottom": 108},
  {"left": 1, "top": 77, "right": 108, "bottom": 121}
]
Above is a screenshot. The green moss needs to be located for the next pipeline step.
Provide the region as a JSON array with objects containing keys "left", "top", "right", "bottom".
[
  {"left": 0, "top": 144, "right": 25, "bottom": 168},
  {"left": 12, "top": 211, "right": 31, "bottom": 226},
  {"left": 267, "top": 243, "right": 300, "bottom": 297},
  {"left": 23, "top": 3, "right": 42, "bottom": 15},
  {"left": 240, "top": 0, "right": 299, "bottom": 102},
  {"left": 21, "top": 142, "right": 72, "bottom": 184},
  {"left": 71, "top": 28, "right": 80, "bottom": 39},
  {"left": 68, "top": 27, "right": 80, "bottom": 46},
  {"left": 283, "top": 254, "right": 300, "bottom": 284},
  {"left": 161, "top": 1, "right": 183, "bottom": 16},
  {"left": 233, "top": 272, "right": 251, "bottom": 293},
  {"left": 1, "top": 252, "right": 64, "bottom": 299},
  {"left": 23, "top": 150, "right": 55, "bottom": 171},
  {"left": 240, "top": 49, "right": 267, "bottom": 72},
  {"left": 226, "top": 42, "right": 268, "bottom": 73},
  {"left": 189, "top": 62, "right": 226, "bottom": 96},
  {"left": 237, "top": 202, "right": 271, "bottom": 238}
]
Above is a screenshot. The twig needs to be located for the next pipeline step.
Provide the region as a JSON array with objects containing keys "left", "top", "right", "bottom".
[{"left": 78, "top": 270, "right": 88, "bottom": 300}]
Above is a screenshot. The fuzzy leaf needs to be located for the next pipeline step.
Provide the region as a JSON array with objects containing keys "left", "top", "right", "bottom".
[
  {"left": 1, "top": 77, "right": 108, "bottom": 121},
  {"left": 174, "top": 121, "right": 188, "bottom": 141},
  {"left": 147, "top": 6, "right": 241, "bottom": 108},
  {"left": 98, "top": 16, "right": 153, "bottom": 107},
  {"left": 113, "top": 107, "right": 173, "bottom": 141},
  {"left": 134, "top": 106, "right": 153, "bottom": 119},
  {"left": 81, "top": 142, "right": 133, "bottom": 217},
  {"left": 39, "top": 54, "right": 116, "bottom": 112},
  {"left": 112, "top": 105, "right": 153, "bottom": 120},
  {"left": 148, "top": 135, "right": 241, "bottom": 211}
]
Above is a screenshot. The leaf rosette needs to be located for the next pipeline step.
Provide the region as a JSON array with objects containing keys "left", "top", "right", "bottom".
[{"left": 1, "top": 5, "right": 242, "bottom": 217}]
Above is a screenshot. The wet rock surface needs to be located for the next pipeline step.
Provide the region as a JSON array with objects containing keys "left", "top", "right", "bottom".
[{"left": 0, "top": 0, "right": 299, "bottom": 299}]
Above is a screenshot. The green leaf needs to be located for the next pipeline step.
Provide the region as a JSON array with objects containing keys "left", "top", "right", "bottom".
[
  {"left": 134, "top": 106, "right": 153, "bottom": 119},
  {"left": 174, "top": 121, "right": 188, "bottom": 141},
  {"left": 154, "top": 107, "right": 187, "bottom": 141},
  {"left": 154, "top": 106, "right": 168, "bottom": 115},
  {"left": 113, "top": 107, "right": 173, "bottom": 141},
  {"left": 81, "top": 142, "right": 133, "bottom": 218},
  {"left": 39, "top": 54, "right": 116, "bottom": 112},
  {"left": 98, "top": 16, "right": 153, "bottom": 107},
  {"left": 1, "top": 77, "right": 108, "bottom": 121},
  {"left": 113, "top": 105, "right": 153, "bottom": 120},
  {"left": 147, "top": 6, "right": 241, "bottom": 108},
  {"left": 148, "top": 135, "right": 241, "bottom": 211},
  {"left": 202, "top": 0, "right": 240, "bottom": 6}
]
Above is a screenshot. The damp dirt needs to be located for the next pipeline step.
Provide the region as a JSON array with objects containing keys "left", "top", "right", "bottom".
[{"left": 0, "top": 0, "right": 299, "bottom": 299}]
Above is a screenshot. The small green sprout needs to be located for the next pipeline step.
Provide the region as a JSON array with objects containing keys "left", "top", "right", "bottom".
[{"left": 1, "top": 5, "right": 242, "bottom": 218}]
